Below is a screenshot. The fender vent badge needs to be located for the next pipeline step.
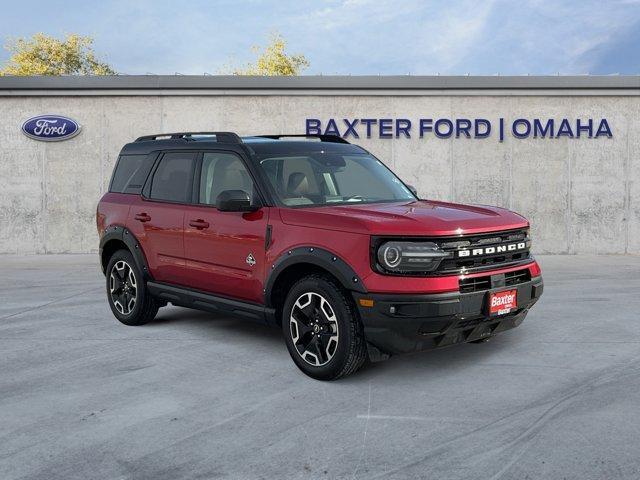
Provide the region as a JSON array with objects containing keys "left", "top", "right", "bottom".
[{"left": 246, "top": 253, "right": 256, "bottom": 266}]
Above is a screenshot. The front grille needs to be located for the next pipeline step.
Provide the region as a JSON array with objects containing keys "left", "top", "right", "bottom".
[
  {"left": 459, "top": 276, "right": 491, "bottom": 293},
  {"left": 459, "top": 268, "right": 532, "bottom": 293},
  {"left": 436, "top": 228, "right": 531, "bottom": 275},
  {"left": 505, "top": 269, "right": 531, "bottom": 286}
]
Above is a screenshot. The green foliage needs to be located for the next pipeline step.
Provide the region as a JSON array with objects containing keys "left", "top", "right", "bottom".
[
  {"left": 0, "top": 33, "right": 115, "bottom": 76},
  {"left": 228, "top": 33, "right": 309, "bottom": 76}
]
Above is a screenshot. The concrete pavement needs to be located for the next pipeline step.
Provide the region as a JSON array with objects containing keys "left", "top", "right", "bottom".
[{"left": 1, "top": 254, "right": 639, "bottom": 479}]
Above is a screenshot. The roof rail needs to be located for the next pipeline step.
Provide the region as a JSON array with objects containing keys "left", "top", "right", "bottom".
[
  {"left": 256, "top": 134, "right": 350, "bottom": 144},
  {"left": 135, "top": 131, "right": 242, "bottom": 144}
]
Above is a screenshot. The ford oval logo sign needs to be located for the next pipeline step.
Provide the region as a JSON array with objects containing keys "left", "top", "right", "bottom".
[{"left": 21, "top": 115, "right": 81, "bottom": 142}]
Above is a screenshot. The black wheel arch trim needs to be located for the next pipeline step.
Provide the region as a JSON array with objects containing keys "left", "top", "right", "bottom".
[
  {"left": 264, "top": 247, "right": 367, "bottom": 308},
  {"left": 99, "top": 226, "right": 153, "bottom": 281}
]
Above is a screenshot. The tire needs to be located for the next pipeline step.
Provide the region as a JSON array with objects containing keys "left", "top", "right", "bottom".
[
  {"left": 282, "top": 274, "right": 367, "bottom": 380},
  {"left": 105, "top": 249, "right": 159, "bottom": 326}
]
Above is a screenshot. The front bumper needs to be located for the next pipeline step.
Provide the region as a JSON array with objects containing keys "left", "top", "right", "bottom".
[{"left": 353, "top": 275, "right": 543, "bottom": 356}]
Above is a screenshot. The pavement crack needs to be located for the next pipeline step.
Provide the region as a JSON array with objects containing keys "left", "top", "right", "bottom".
[
  {"left": 370, "top": 353, "right": 640, "bottom": 479},
  {"left": 0, "top": 287, "right": 102, "bottom": 320},
  {"left": 352, "top": 381, "right": 372, "bottom": 479}
]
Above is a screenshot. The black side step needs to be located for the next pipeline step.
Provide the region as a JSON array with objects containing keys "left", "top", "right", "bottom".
[{"left": 147, "top": 281, "right": 276, "bottom": 324}]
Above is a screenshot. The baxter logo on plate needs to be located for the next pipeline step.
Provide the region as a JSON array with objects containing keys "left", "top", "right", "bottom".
[{"left": 22, "top": 115, "right": 81, "bottom": 142}]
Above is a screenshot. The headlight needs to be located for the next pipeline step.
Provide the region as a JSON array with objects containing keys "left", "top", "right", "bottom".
[
  {"left": 376, "top": 241, "right": 451, "bottom": 273},
  {"left": 381, "top": 244, "right": 402, "bottom": 268}
]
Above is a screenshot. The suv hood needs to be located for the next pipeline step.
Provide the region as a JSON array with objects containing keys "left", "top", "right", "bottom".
[{"left": 279, "top": 200, "right": 529, "bottom": 236}]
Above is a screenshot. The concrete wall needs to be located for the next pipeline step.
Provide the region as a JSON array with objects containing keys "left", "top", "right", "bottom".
[{"left": 1, "top": 93, "right": 638, "bottom": 254}]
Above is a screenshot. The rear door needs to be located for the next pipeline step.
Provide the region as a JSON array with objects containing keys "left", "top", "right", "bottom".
[
  {"left": 127, "top": 151, "right": 197, "bottom": 285},
  {"left": 183, "top": 150, "right": 269, "bottom": 303}
]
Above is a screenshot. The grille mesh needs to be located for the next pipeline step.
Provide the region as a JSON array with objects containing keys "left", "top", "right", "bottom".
[{"left": 459, "top": 268, "right": 532, "bottom": 293}]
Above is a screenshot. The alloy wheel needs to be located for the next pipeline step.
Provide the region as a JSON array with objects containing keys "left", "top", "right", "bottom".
[
  {"left": 289, "top": 292, "right": 339, "bottom": 366},
  {"left": 109, "top": 260, "right": 137, "bottom": 315}
]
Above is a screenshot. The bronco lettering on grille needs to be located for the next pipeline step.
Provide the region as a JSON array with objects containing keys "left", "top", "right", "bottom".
[{"left": 458, "top": 241, "right": 527, "bottom": 258}]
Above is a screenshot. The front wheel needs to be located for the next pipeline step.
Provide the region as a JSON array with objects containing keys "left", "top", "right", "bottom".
[
  {"left": 105, "top": 249, "right": 159, "bottom": 326},
  {"left": 282, "top": 274, "right": 367, "bottom": 380}
]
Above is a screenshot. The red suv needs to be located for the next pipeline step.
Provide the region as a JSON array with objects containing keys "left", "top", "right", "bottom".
[{"left": 97, "top": 132, "right": 543, "bottom": 380}]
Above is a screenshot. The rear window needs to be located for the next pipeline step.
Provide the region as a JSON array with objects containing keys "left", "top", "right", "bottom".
[{"left": 109, "top": 155, "right": 154, "bottom": 194}]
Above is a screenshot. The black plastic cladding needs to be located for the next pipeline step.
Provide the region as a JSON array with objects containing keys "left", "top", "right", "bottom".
[
  {"left": 264, "top": 247, "right": 367, "bottom": 309},
  {"left": 99, "top": 226, "right": 152, "bottom": 280}
]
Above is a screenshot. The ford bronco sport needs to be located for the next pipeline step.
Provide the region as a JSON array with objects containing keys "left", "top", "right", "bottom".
[{"left": 97, "top": 132, "right": 543, "bottom": 380}]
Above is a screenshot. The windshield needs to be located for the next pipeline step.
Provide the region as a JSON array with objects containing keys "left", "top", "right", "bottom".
[{"left": 256, "top": 152, "right": 416, "bottom": 207}]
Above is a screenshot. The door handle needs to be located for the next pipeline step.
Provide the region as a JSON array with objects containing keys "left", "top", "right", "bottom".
[
  {"left": 189, "top": 219, "right": 210, "bottom": 230},
  {"left": 134, "top": 212, "right": 151, "bottom": 222}
]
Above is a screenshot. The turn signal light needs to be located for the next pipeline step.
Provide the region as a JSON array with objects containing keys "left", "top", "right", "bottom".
[{"left": 530, "top": 261, "right": 541, "bottom": 277}]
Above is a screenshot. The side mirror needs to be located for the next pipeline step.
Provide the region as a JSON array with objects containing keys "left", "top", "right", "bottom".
[
  {"left": 407, "top": 184, "right": 418, "bottom": 197},
  {"left": 216, "top": 190, "right": 257, "bottom": 212}
]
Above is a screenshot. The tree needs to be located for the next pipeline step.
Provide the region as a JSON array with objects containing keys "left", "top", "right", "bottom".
[
  {"left": 229, "top": 33, "right": 309, "bottom": 76},
  {"left": 0, "top": 33, "right": 115, "bottom": 76}
]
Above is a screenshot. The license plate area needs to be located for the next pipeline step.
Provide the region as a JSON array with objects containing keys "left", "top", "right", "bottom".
[{"left": 488, "top": 289, "right": 517, "bottom": 316}]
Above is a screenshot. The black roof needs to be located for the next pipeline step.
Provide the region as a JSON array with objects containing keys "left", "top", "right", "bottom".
[{"left": 120, "top": 133, "right": 367, "bottom": 156}]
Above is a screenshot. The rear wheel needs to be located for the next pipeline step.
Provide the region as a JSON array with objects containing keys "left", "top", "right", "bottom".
[
  {"left": 106, "top": 249, "right": 158, "bottom": 326},
  {"left": 282, "top": 274, "right": 367, "bottom": 380}
]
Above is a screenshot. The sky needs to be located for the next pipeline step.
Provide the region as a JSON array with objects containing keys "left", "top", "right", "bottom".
[{"left": 0, "top": 0, "right": 638, "bottom": 75}]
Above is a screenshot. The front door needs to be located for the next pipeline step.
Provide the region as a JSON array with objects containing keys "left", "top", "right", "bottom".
[{"left": 183, "top": 151, "right": 269, "bottom": 303}]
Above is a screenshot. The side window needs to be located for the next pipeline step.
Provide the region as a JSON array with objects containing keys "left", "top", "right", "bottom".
[
  {"left": 149, "top": 152, "right": 196, "bottom": 203},
  {"left": 110, "top": 155, "right": 152, "bottom": 194},
  {"left": 199, "top": 152, "right": 254, "bottom": 205}
]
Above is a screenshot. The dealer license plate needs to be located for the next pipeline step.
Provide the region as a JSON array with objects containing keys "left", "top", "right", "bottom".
[{"left": 489, "top": 289, "right": 517, "bottom": 316}]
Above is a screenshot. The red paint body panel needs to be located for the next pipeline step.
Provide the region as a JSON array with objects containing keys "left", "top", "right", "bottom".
[
  {"left": 126, "top": 196, "right": 188, "bottom": 285},
  {"left": 183, "top": 205, "right": 269, "bottom": 303},
  {"left": 99, "top": 195, "right": 540, "bottom": 299},
  {"left": 279, "top": 200, "right": 529, "bottom": 236},
  {"left": 267, "top": 208, "right": 369, "bottom": 275},
  {"left": 267, "top": 207, "right": 538, "bottom": 295},
  {"left": 96, "top": 192, "right": 132, "bottom": 237}
]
